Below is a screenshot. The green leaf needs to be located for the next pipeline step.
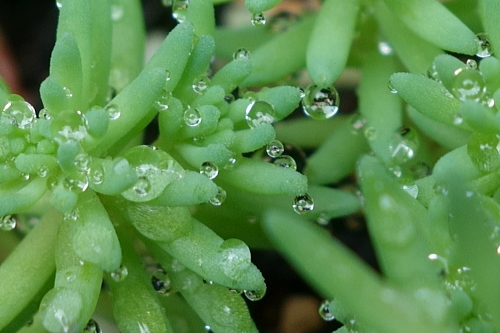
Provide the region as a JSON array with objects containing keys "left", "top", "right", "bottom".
[
  {"left": 382, "top": 0, "right": 477, "bottom": 54},
  {"left": 306, "top": 0, "right": 360, "bottom": 87}
]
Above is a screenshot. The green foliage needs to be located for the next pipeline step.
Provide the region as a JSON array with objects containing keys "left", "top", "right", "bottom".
[{"left": 2, "top": 0, "right": 500, "bottom": 332}]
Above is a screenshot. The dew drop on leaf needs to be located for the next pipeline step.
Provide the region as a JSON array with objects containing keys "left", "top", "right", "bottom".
[
  {"left": 133, "top": 177, "right": 151, "bottom": 196},
  {"left": 266, "top": 140, "right": 284, "bottom": 158},
  {"left": 2, "top": 97, "right": 36, "bottom": 129},
  {"left": 476, "top": 33, "right": 492, "bottom": 58},
  {"left": 110, "top": 265, "right": 128, "bottom": 282},
  {"left": 200, "top": 161, "right": 218, "bottom": 179},
  {"left": 273, "top": 155, "right": 297, "bottom": 170},
  {"left": 154, "top": 89, "right": 172, "bottom": 111},
  {"left": 233, "top": 48, "right": 250, "bottom": 60},
  {"left": 244, "top": 288, "right": 266, "bottom": 301},
  {"left": 450, "top": 67, "right": 486, "bottom": 102},
  {"left": 292, "top": 193, "right": 314, "bottom": 214},
  {"left": 192, "top": 76, "right": 210, "bottom": 94},
  {"left": 105, "top": 104, "right": 120, "bottom": 120},
  {"left": 388, "top": 127, "right": 419, "bottom": 165},
  {"left": 210, "top": 186, "right": 227, "bottom": 206},
  {"left": 301, "top": 84, "right": 340, "bottom": 120},
  {"left": 84, "top": 319, "right": 102, "bottom": 333},
  {"left": 245, "top": 100, "right": 275, "bottom": 128},
  {"left": 172, "top": 0, "right": 189, "bottom": 23},
  {"left": 251, "top": 12, "right": 266, "bottom": 26},
  {"left": 318, "top": 299, "right": 335, "bottom": 321},
  {"left": 377, "top": 41, "right": 393, "bottom": 56},
  {"left": 183, "top": 107, "right": 202, "bottom": 127},
  {"left": 0, "top": 215, "right": 16, "bottom": 231}
]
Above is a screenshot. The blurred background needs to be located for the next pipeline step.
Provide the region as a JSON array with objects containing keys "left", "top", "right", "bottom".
[{"left": 0, "top": 1, "right": 377, "bottom": 332}]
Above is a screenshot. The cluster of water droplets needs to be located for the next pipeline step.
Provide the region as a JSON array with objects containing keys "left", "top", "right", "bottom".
[{"left": 301, "top": 83, "right": 340, "bottom": 120}]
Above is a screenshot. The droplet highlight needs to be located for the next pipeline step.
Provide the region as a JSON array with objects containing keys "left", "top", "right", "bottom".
[
  {"left": 210, "top": 186, "right": 227, "bottom": 206},
  {"left": 266, "top": 140, "right": 284, "bottom": 158},
  {"left": 184, "top": 107, "right": 202, "bottom": 127},
  {"left": 245, "top": 100, "right": 275, "bottom": 128},
  {"left": 318, "top": 300, "right": 335, "bottom": 321},
  {"left": 110, "top": 265, "right": 128, "bottom": 282},
  {"left": 192, "top": 76, "right": 209, "bottom": 94},
  {"left": 233, "top": 48, "right": 250, "bottom": 61},
  {"left": 200, "top": 161, "right": 218, "bottom": 179},
  {"left": 450, "top": 67, "right": 486, "bottom": 102},
  {"left": 244, "top": 288, "right": 266, "bottom": 301},
  {"left": 476, "top": 33, "right": 492, "bottom": 58},
  {"left": 251, "top": 12, "right": 266, "bottom": 26},
  {"left": 2, "top": 98, "right": 36, "bottom": 129},
  {"left": 273, "top": 155, "right": 297, "bottom": 170},
  {"left": 0, "top": 215, "right": 16, "bottom": 231},
  {"left": 172, "top": 0, "right": 189, "bottom": 23},
  {"left": 105, "top": 104, "right": 121, "bottom": 120}
]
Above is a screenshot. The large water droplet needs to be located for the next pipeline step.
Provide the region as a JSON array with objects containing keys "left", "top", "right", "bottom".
[
  {"left": 245, "top": 101, "right": 275, "bottom": 128},
  {"left": 318, "top": 300, "right": 335, "bottom": 321},
  {"left": 301, "top": 84, "right": 340, "bottom": 120},
  {"left": 450, "top": 67, "right": 486, "bottom": 102},
  {"left": 192, "top": 76, "right": 210, "bottom": 94},
  {"left": 172, "top": 0, "right": 189, "bottom": 23},
  {"left": 200, "top": 161, "right": 218, "bottom": 179},
  {"left": 292, "top": 194, "right": 314, "bottom": 214},
  {"left": 476, "top": 33, "right": 492, "bottom": 58},
  {"left": 467, "top": 133, "right": 500, "bottom": 172},
  {"left": 56, "top": 0, "right": 63, "bottom": 9},
  {"left": 2, "top": 98, "right": 36, "bottom": 129},
  {"left": 110, "top": 265, "right": 128, "bottom": 282},
  {"left": 184, "top": 107, "right": 202, "bottom": 127},
  {"left": 210, "top": 186, "right": 227, "bottom": 206},
  {"left": 50, "top": 110, "right": 88, "bottom": 143},
  {"left": 0, "top": 215, "right": 16, "bottom": 231},
  {"left": 273, "top": 155, "right": 297, "bottom": 170},
  {"left": 251, "top": 12, "right": 266, "bottom": 26},
  {"left": 84, "top": 319, "right": 102, "bottom": 333},
  {"left": 105, "top": 104, "right": 121, "bottom": 120},
  {"left": 244, "top": 288, "right": 266, "bottom": 301},
  {"left": 233, "top": 48, "right": 250, "bottom": 61},
  {"left": 266, "top": 140, "right": 284, "bottom": 158}
]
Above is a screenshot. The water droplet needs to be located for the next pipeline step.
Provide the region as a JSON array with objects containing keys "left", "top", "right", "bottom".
[
  {"left": 268, "top": 11, "right": 298, "bottom": 32},
  {"left": 364, "top": 126, "right": 377, "bottom": 141},
  {"left": 388, "top": 127, "right": 418, "bottom": 165},
  {"left": 301, "top": 84, "right": 340, "bottom": 120},
  {"left": 105, "top": 104, "right": 120, "bottom": 120},
  {"left": 154, "top": 89, "right": 172, "bottom": 111},
  {"left": 39, "top": 108, "right": 52, "bottom": 120},
  {"left": 426, "top": 63, "right": 440, "bottom": 82},
  {"left": 73, "top": 154, "right": 92, "bottom": 172},
  {"left": 37, "top": 165, "right": 49, "bottom": 178},
  {"left": 401, "top": 182, "right": 418, "bottom": 198},
  {"left": 453, "top": 113, "right": 463, "bottom": 125},
  {"left": 318, "top": 300, "right": 335, "bottom": 321},
  {"left": 251, "top": 12, "right": 266, "bottom": 26},
  {"left": 243, "top": 288, "right": 266, "bottom": 302},
  {"left": 204, "top": 325, "right": 213, "bottom": 333},
  {"left": 133, "top": 177, "right": 151, "bottom": 196},
  {"left": 467, "top": 133, "right": 500, "bottom": 172},
  {"left": 292, "top": 193, "right": 314, "bottom": 214},
  {"left": 224, "top": 155, "right": 238, "bottom": 170},
  {"left": 21, "top": 172, "right": 30, "bottom": 181},
  {"left": 200, "top": 161, "right": 218, "bottom": 179},
  {"left": 316, "top": 212, "right": 330, "bottom": 227},
  {"left": 183, "top": 107, "right": 202, "bottom": 127},
  {"left": 2, "top": 98, "right": 36, "bottom": 129},
  {"left": 266, "top": 140, "right": 284, "bottom": 158},
  {"left": 56, "top": 0, "right": 63, "bottom": 9},
  {"left": 388, "top": 81, "right": 397, "bottom": 93},
  {"left": 89, "top": 164, "right": 105, "bottom": 184},
  {"left": 111, "top": 5, "right": 124, "bottom": 21},
  {"left": 350, "top": 113, "right": 367, "bottom": 133},
  {"left": 172, "top": 0, "right": 189, "bottom": 23},
  {"left": 450, "top": 67, "right": 486, "bottom": 102},
  {"left": 273, "top": 155, "right": 297, "bottom": 170},
  {"left": 192, "top": 76, "right": 210, "bottom": 94},
  {"left": 245, "top": 100, "right": 275, "bottom": 128},
  {"left": 377, "top": 41, "right": 393, "bottom": 56},
  {"left": 203, "top": 279, "right": 214, "bottom": 286},
  {"left": 110, "top": 265, "right": 128, "bottom": 282},
  {"left": 298, "top": 87, "right": 306, "bottom": 98},
  {"left": 224, "top": 94, "right": 235, "bottom": 103},
  {"left": 233, "top": 48, "right": 250, "bottom": 61},
  {"left": 0, "top": 215, "right": 16, "bottom": 231},
  {"left": 476, "top": 33, "right": 492, "bottom": 58},
  {"left": 210, "top": 186, "right": 227, "bottom": 206},
  {"left": 50, "top": 110, "right": 88, "bottom": 143},
  {"left": 466, "top": 59, "right": 477, "bottom": 69},
  {"left": 63, "top": 209, "right": 79, "bottom": 221},
  {"left": 151, "top": 269, "right": 172, "bottom": 295},
  {"left": 64, "top": 173, "right": 89, "bottom": 193},
  {"left": 84, "top": 319, "right": 102, "bottom": 333}
]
